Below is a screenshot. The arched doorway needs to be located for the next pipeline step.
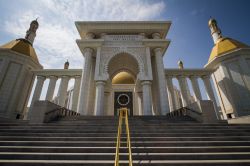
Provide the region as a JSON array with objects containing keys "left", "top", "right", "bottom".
[
  {"left": 107, "top": 53, "right": 140, "bottom": 116},
  {"left": 112, "top": 71, "right": 135, "bottom": 116}
]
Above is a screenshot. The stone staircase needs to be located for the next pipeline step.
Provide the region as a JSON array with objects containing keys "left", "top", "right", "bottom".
[{"left": 0, "top": 116, "right": 250, "bottom": 165}]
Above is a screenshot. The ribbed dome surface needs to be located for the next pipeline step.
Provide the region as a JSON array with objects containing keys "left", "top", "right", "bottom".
[
  {"left": 0, "top": 39, "right": 39, "bottom": 63},
  {"left": 208, "top": 37, "right": 249, "bottom": 62}
]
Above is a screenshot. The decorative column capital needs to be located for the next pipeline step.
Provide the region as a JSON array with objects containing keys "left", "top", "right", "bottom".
[
  {"left": 95, "top": 80, "right": 106, "bottom": 86},
  {"left": 85, "top": 32, "right": 95, "bottom": 39},
  {"left": 153, "top": 47, "right": 162, "bottom": 54},
  {"left": 48, "top": 75, "right": 58, "bottom": 79},
  {"left": 83, "top": 47, "right": 94, "bottom": 55},
  {"left": 74, "top": 75, "right": 81, "bottom": 79},
  {"left": 37, "top": 75, "right": 46, "bottom": 81},
  {"left": 152, "top": 32, "right": 161, "bottom": 39},
  {"left": 139, "top": 33, "right": 146, "bottom": 39},
  {"left": 189, "top": 75, "right": 199, "bottom": 80},
  {"left": 100, "top": 33, "right": 107, "bottom": 39},
  {"left": 61, "top": 75, "right": 70, "bottom": 79},
  {"left": 141, "top": 80, "right": 152, "bottom": 86},
  {"left": 176, "top": 75, "right": 185, "bottom": 80}
]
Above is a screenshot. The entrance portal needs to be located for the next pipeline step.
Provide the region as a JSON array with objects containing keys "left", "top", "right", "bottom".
[
  {"left": 108, "top": 53, "right": 140, "bottom": 116},
  {"left": 112, "top": 71, "right": 135, "bottom": 116},
  {"left": 114, "top": 92, "right": 133, "bottom": 116}
]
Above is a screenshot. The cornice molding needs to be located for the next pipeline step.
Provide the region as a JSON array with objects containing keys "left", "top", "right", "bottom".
[{"left": 75, "top": 21, "right": 171, "bottom": 39}]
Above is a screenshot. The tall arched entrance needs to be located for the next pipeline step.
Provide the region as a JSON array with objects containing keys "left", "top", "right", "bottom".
[
  {"left": 107, "top": 53, "right": 141, "bottom": 116},
  {"left": 76, "top": 22, "right": 171, "bottom": 116}
]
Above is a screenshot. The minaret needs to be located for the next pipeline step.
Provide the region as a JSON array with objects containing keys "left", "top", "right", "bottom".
[
  {"left": 208, "top": 18, "right": 223, "bottom": 44},
  {"left": 178, "top": 60, "right": 184, "bottom": 69},
  {"left": 64, "top": 60, "right": 69, "bottom": 69},
  {"left": 25, "top": 19, "right": 39, "bottom": 45}
]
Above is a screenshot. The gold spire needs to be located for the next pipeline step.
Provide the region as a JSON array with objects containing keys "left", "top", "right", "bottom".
[
  {"left": 208, "top": 18, "right": 249, "bottom": 63},
  {"left": 64, "top": 60, "right": 69, "bottom": 69},
  {"left": 178, "top": 60, "right": 184, "bottom": 69},
  {"left": 25, "top": 19, "right": 39, "bottom": 45},
  {"left": 208, "top": 18, "right": 222, "bottom": 44},
  {"left": 0, "top": 19, "right": 40, "bottom": 64}
]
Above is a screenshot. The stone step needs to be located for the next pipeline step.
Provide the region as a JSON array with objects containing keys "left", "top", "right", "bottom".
[
  {"left": 2, "top": 125, "right": 250, "bottom": 129},
  {"left": 1, "top": 159, "right": 250, "bottom": 166},
  {"left": 3, "top": 125, "right": 250, "bottom": 130},
  {"left": 1, "top": 129, "right": 250, "bottom": 133},
  {"left": 1, "top": 140, "right": 250, "bottom": 147},
  {"left": 1, "top": 146, "right": 250, "bottom": 153},
  {"left": 0, "top": 152, "right": 250, "bottom": 160},
  {"left": 2, "top": 126, "right": 250, "bottom": 130},
  {"left": 1, "top": 126, "right": 250, "bottom": 130},
  {"left": 59, "top": 116, "right": 189, "bottom": 120},
  {"left": 0, "top": 122, "right": 247, "bottom": 126},
  {"left": 1, "top": 132, "right": 250, "bottom": 137},
  {"left": 55, "top": 120, "right": 195, "bottom": 123},
  {"left": 0, "top": 116, "right": 249, "bottom": 165},
  {"left": 1, "top": 136, "right": 250, "bottom": 141}
]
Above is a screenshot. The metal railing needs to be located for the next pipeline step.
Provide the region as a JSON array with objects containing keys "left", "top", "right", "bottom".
[{"left": 114, "top": 108, "right": 133, "bottom": 166}]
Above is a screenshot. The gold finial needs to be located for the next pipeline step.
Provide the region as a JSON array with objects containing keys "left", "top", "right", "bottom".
[
  {"left": 64, "top": 60, "right": 69, "bottom": 69},
  {"left": 178, "top": 60, "right": 184, "bottom": 69},
  {"left": 208, "top": 18, "right": 223, "bottom": 44},
  {"left": 25, "top": 19, "right": 39, "bottom": 45}
]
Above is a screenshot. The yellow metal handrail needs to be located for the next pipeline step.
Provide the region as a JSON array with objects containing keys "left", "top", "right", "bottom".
[{"left": 114, "top": 108, "right": 133, "bottom": 166}]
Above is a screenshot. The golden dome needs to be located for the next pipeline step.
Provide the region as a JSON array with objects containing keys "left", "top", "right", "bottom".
[
  {"left": 0, "top": 39, "right": 39, "bottom": 64},
  {"left": 112, "top": 71, "right": 135, "bottom": 84},
  {"left": 208, "top": 37, "right": 249, "bottom": 62}
]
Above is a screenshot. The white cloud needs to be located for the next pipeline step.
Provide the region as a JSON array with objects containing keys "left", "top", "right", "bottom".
[{"left": 3, "top": 0, "right": 166, "bottom": 69}]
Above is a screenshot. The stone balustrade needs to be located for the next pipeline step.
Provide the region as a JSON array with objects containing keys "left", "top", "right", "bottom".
[
  {"left": 29, "top": 100, "right": 80, "bottom": 124},
  {"left": 165, "top": 69, "right": 219, "bottom": 117},
  {"left": 29, "top": 69, "right": 82, "bottom": 112}
]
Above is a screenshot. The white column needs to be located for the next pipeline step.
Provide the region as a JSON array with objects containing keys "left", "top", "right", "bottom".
[
  {"left": 58, "top": 76, "right": 70, "bottom": 107},
  {"left": 45, "top": 76, "right": 57, "bottom": 101},
  {"left": 154, "top": 48, "right": 170, "bottom": 115},
  {"left": 177, "top": 76, "right": 190, "bottom": 107},
  {"left": 94, "top": 81, "right": 105, "bottom": 116},
  {"left": 202, "top": 75, "right": 220, "bottom": 118},
  {"left": 190, "top": 76, "right": 202, "bottom": 101},
  {"left": 137, "top": 92, "right": 143, "bottom": 116},
  {"left": 211, "top": 73, "right": 227, "bottom": 119},
  {"left": 142, "top": 81, "right": 153, "bottom": 115},
  {"left": 77, "top": 48, "right": 93, "bottom": 114},
  {"left": 71, "top": 76, "right": 81, "bottom": 112},
  {"left": 30, "top": 76, "right": 46, "bottom": 106},
  {"left": 202, "top": 75, "right": 217, "bottom": 105},
  {"left": 166, "top": 76, "right": 177, "bottom": 112},
  {"left": 174, "top": 88, "right": 182, "bottom": 109}
]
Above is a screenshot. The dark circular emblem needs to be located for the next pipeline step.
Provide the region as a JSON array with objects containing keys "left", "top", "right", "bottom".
[{"left": 117, "top": 94, "right": 130, "bottom": 106}]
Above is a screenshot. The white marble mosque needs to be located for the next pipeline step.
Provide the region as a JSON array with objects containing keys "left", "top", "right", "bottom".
[{"left": 0, "top": 18, "right": 250, "bottom": 123}]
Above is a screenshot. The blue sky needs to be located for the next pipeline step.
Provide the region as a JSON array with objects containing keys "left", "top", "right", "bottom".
[{"left": 0, "top": 0, "right": 249, "bottom": 69}]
